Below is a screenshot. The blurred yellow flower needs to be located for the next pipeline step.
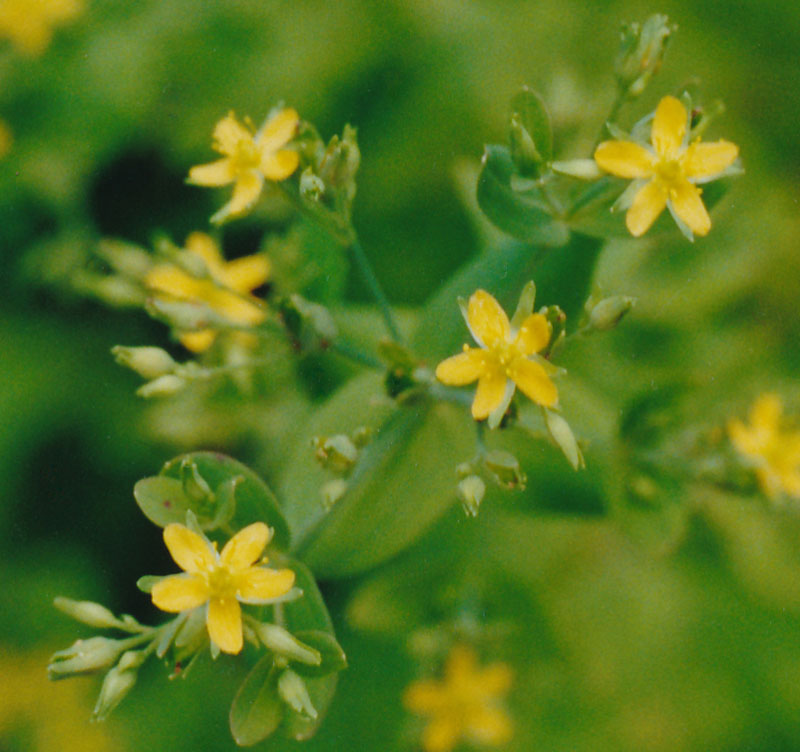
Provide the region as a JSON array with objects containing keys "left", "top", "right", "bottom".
[
  {"left": 0, "top": 0, "right": 82, "bottom": 56},
  {"left": 435, "top": 289, "right": 557, "bottom": 420},
  {"left": 189, "top": 109, "right": 300, "bottom": 223},
  {"left": 151, "top": 522, "right": 295, "bottom": 655},
  {"left": 728, "top": 393, "right": 800, "bottom": 500},
  {"left": 594, "top": 95, "right": 739, "bottom": 238},
  {"left": 404, "top": 644, "right": 513, "bottom": 752},
  {"left": 145, "top": 231, "right": 269, "bottom": 352},
  {"left": 0, "top": 649, "right": 116, "bottom": 751}
]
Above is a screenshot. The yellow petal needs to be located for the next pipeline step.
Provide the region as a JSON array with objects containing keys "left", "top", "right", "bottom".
[
  {"left": 151, "top": 574, "right": 209, "bottom": 613},
  {"left": 205, "top": 287, "right": 265, "bottom": 326},
  {"left": 145, "top": 264, "right": 205, "bottom": 300},
  {"left": 207, "top": 597, "right": 243, "bottom": 654},
  {"left": 235, "top": 566, "right": 295, "bottom": 602},
  {"left": 258, "top": 108, "right": 300, "bottom": 153},
  {"left": 594, "top": 141, "right": 655, "bottom": 178},
  {"left": 260, "top": 149, "right": 300, "bottom": 181},
  {"left": 467, "top": 290, "right": 510, "bottom": 348},
  {"left": 212, "top": 113, "right": 252, "bottom": 156},
  {"left": 727, "top": 418, "right": 759, "bottom": 457},
  {"left": 651, "top": 96, "right": 687, "bottom": 159},
  {"left": 472, "top": 367, "right": 508, "bottom": 420},
  {"left": 682, "top": 140, "right": 739, "bottom": 181},
  {"left": 466, "top": 707, "right": 513, "bottom": 746},
  {"left": 756, "top": 467, "right": 781, "bottom": 499},
  {"left": 422, "top": 716, "right": 461, "bottom": 752},
  {"left": 435, "top": 349, "right": 485, "bottom": 386},
  {"left": 669, "top": 179, "right": 710, "bottom": 237},
  {"left": 625, "top": 179, "right": 668, "bottom": 237},
  {"left": 514, "top": 313, "right": 551, "bottom": 355},
  {"left": 403, "top": 680, "right": 448, "bottom": 714},
  {"left": 445, "top": 644, "right": 477, "bottom": 681},
  {"left": 223, "top": 170, "right": 264, "bottom": 217},
  {"left": 179, "top": 329, "right": 217, "bottom": 353},
  {"left": 163, "top": 524, "right": 216, "bottom": 574},
  {"left": 222, "top": 254, "right": 271, "bottom": 293},
  {"left": 751, "top": 393, "right": 782, "bottom": 432},
  {"left": 508, "top": 357, "right": 558, "bottom": 407},
  {"left": 185, "top": 232, "right": 225, "bottom": 277},
  {"left": 220, "top": 522, "right": 270, "bottom": 570},
  {"left": 188, "top": 158, "right": 236, "bottom": 187}
]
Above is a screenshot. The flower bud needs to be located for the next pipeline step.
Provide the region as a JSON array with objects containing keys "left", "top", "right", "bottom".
[
  {"left": 321, "top": 478, "right": 348, "bottom": 510},
  {"left": 136, "top": 374, "right": 187, "bottom": 399},
  {"left": 457, "top": 475, "right": 486, "bottom": 517},
  {"left": 180, "top": 458, "right": 214, "bottom": 503},
  {"left": 48, "top": 637, "right": 123, "bottom": 679},
  {"left": 277, "top": 669, "right": 318, "bottom": 719},
  {"left": 53, "top": 597, "right": 120, "bottom": 629},
  {"left": 95, "top": 239, "right": 153, "bottom": 280},
  {"left": 300, "top": 168, "right": 325, "bottom": 202},
  {"left": 312, "top": 434, "right": 359, "bottom": 474},
  {"left": 112, "top": 345, "right": 177, "bottom": 380},
  {"left": 256, "top": 623, "right": 321, "bottom": 666},
  {"left": 587, "top": 296, "right": 635, "bottom": 332},
  {"left": 614, "top": 15, "right": 674, "bottom": 99},
  {"left": 483, "top": 450, "right": 526, "bottom": 490},
  {"left": 145, "top": 297, "right": 222, "bottom": 331},
  {"left": 92, "top": 659, "right": 139, "bottom": 720},
  {"left": 551, "top": 159, "right": 603, "bottom": 180}
]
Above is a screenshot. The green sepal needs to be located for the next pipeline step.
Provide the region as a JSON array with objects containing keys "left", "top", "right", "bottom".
[
  {"left": 229, "top": 655, "right": 284, "bottom": 746},
  {"left": 510, "top": 87, "right": 553, "bottom": 164},
  {"left": 477, "top": 145, "right": 569, "bottom": 245},
  {"left": 135, "top": 575, "right": 165, "bottom": 594}
]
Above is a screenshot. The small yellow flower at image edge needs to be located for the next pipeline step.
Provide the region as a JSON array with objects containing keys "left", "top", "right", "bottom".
[
  {"left": 728, "top": 393, "right": 800, "bottom": 500},
  {"left": 188, "top": 108, "right": 300, "bottom": 223},
  {"left": 435, "top": 289, "right": 558, "bottom": 421},
  {"left": 144, "top": 231, "right": 270, "bottom": 352},
  {"left": 0, "top": 0, "right": 83, "bottom": 57},
  {"left": 404, "top": 644, "right": 513, "bottom": 752},
  {"left": 151, "top": 522, "right": 296, "bottom": 655},
  {"left": 594, "top": 95, "right": 739, "bottom": 239}
]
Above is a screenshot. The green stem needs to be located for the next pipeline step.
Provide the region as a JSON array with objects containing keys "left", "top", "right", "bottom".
[
  {"left": 593, "top": 88, "right": 627, "bottom": 149},
  {"left": 328, "top": 339, "right": 382, "bottom": 369},
  {"left": 346, "top": 238, "right": 402, "bottom": 343}
]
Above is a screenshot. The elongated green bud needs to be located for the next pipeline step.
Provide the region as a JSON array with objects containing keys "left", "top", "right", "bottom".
[
  {"left": 53, "top": 597, "right": 120, "bottom": 629},
  {"left": 112, "top": 345, "right": 177, "bottom": 380},
  {"left": 278, "top": 669, "right": 318, "bottom": 719},
  {"left": 256, "top": 623, "right": 321, "bottom": 666},
  {"left": 48, "top": 637, "right": 123, "bottom": 679}
]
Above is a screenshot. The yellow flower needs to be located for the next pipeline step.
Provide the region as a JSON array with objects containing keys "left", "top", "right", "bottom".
[
  {"left": 404, "top": 644, "right": 513, "bottom": 752},
  {"left": 594, "top": 95, "right": 739, "bottom": 238},
  {"left": 728, "top": 393, "right": 800, "bottom": 500},
  {"left": 0, "top": 0, "right": 82, "bottom": 56},
  {"left": 151, "top": 522, "right": 296, "bottom": 655},
  {"left": 145, "top": 231, "right": 269, "bottom": 352},
  {"left": 188, "top": 109, "right": 300, "bottom": 223},
  {"left": 435, "top": 289, "right": 558, "bottom": 421}
]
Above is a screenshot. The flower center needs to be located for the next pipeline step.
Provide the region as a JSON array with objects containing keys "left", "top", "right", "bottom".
[
  {"left": 655, "top": 158, "right": 683, "bottom": 185},
  {"left": 206, "top": 564, "right": 237, "bottom": 599},
  {"left": 232, "top": 137, "right": 261, "bottom": 171},
  {"left": 489, "top": 339, "right": 520, "bottom": 370}
]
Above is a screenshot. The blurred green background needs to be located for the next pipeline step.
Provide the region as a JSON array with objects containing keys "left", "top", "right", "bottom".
[{"left": 2, "top": 0, "right": 800, "bottom": 750}]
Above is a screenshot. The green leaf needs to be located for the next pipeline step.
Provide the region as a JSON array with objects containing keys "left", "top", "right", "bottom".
[
  {"left": 477, "top": 145, "right": 569, "bottom": 245},
  {"left": 412, "top": 231, "right": 603, "bottom": 361},
  {"left": 511, "top": 87, "right": 553, "bottom": 163},
  {"left": 282, "top": 558, "right": 335, "bottom": 634},
  {"left": 229, "top": 655, "right": 284, "bottom": 747},
  {"left": 291, "top": 630, "right": 348, "bottom": 677},
  {"left": 133, "top": 477, "right": 192, "bottom": 529},
  {"left": 159, "top": 452, "right": 290, "bottom": 551},
  {"left": 293, "top": 399, "right": 475, "bottom": 578}
]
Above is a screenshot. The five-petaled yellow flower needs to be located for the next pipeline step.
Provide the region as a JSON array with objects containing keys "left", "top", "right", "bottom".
[
  {"left": 189, "top": 109, "right": 300, "bottom": 223},
  {"left": 435, "top": 289, "right": 558, "bottom": 420},
  {"left": 145, "top": 231, "right": 269, "bottom": 352},
  {"left": 404, "top": 644, "right": 513, "bottom": 752},
  {"left": 151, "top": 522, "right": 295, "bottom": 655},
  {"left": 0, "top": 0, "right": 82, "bottom": 56},
  {"left": 594, "top": 95, "right": 739, "bottom": 238},
  {"left": 728, "top": 393, "right": 800, "bottom": 501}
]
